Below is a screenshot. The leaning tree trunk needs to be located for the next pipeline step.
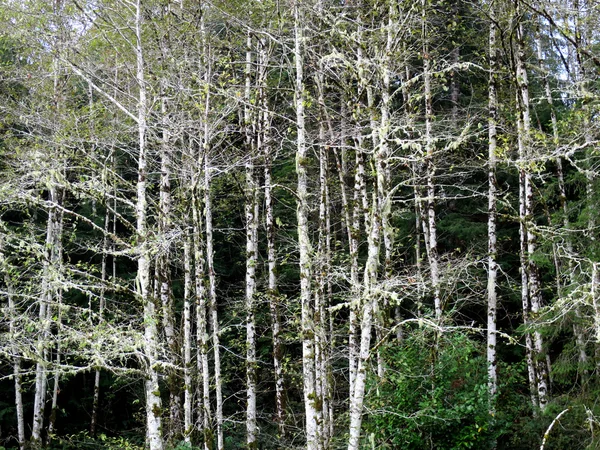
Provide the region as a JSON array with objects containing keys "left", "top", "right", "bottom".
[{"left": 536, "top": 23, "right": 589, "bottom": 375}]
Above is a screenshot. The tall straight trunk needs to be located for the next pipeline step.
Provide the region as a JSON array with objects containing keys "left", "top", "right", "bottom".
[
  {"left": 135, "top": 2, "right": 164, "bottom": 448},
  {"left": 348, "top": 191, "right": 381, "bottom": 450},
  {"left": 519, "top": 157, "right": 538, "bottom": 410},
  {"left": 48, "top": 206, "right": 64, "bottom": 438},
  {"left": 244, "top": 31, "right": 259, "bottom": 449},
  {"left": 195, "top": 8, "right": 214, "bottom": 447},
  {"left": 516, "top": 13, "right": 548, "bottom": 410},
  {"left": 192, "top": 185, "right": 210, "bottom": 448},
  {"left": 348, "top": 148, "right": 365, "bottom": 396},
  {"left": 32, "top": 2, "right": 65, "bottom": 442},
  {"left": 422, "top": 0, "right": 441, "bottom": 321},
  {"left": 257, "top": 34, "right": 285, "bottom": 439},
  {"left": 487, "top": 3, "right": 499, "bottom": 412},
  {"left": 91, "top": 197, "right": 110, "bottom": 436},
  {"left": 201, "top": 62, "right": 224, "bottom": 450},
  {"left": 205, "top": 153, "right": 223, "bottom": 450},
  {"left": 536, "top": 24, "right": 589, "bottom": 374},
  {"left": 4, "top": 254, "right": 25, "bottom": 450},
  {"left": 293, "top": 3, "right": 318, "bottom": 448},
  {"left": 158, "top": 96, "right": 179, "bottom": 434},
  {"left": 264, "top": 120, "right": 285, "bottom": 439},
  {"left": 182, "top": 228, "right": 193, "bottom": 443},
  {"left": 592, "top": 264, "right": 600, "bottom": 351},
  {"left": 182, "top": 136, "right": 195, "bottom": 444},
  {"left": 375, "top": 1, "right": 395, "bottom": 363},
  {"left": 316, "top": 103, "right": 330, "bottom": 447}
]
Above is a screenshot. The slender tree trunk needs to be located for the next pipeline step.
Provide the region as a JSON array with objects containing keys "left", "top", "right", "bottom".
[
  {"left": 487, "top": 3, "right": 499, "bottom": 413},
  {"left": 192, "top": 184, "right": 210, "bottom": 448},
  {"left": 537, "top": 24, "right": 589, "bottom": 376},
  {"left": 158, "top": 96, "right": 180, "bottom": 436},
  {"left": 422, "top": 0, "right": 441, "bottom": 321},
  {"left": 516, "top": 13, "right": 548, "bottom": 410},
  {"left": 264, "top": 118, "right": 285, "bottom": 439},
  {"left": 294, "top": 3, "right": 318, "bottom": 448},
  {"left": 4, "top": 256, "right": 25, "bottom": 450},
  {"left": 204, "top": 93, "right": 224, "bottom": 450},
  {"left": 348, "top": 190, "right": 381, "bottom": 450},
  {"left": 244, "top": 31, "right": 259, "bottom": 449},
  {"left": 135, "top": 2, "right": 164, "bottom": 447},
  {"left": 183, "top": 227, "right": 193, "bottom": 443},
  {"left": 91, "top": 204, "right": 110, "bottom": 436}
]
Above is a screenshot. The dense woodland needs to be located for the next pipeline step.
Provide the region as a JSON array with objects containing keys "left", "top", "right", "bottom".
[{"left": 0, "top": 0, "right": 599, "bottom": 449}]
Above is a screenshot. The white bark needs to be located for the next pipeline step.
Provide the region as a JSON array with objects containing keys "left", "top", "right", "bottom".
[
  {"left": 135, "top": 1, "right": 164, "bottom": 447},
  {"left": 487, "top": 4, "right": 499, "bottom": 409},
  {"left": 4, "top": 255, "right": 25, "bottom": 450},
  {"left": 244, "top": 31, "right": 258, "bottom": 449},
  {"left": 183, "top": 231, "right": 193, "bottom": 443},
  {"left": 92, "top": 205, "right": 110, "bottom": 436},
  {"left": 422, "top": 0, "right": 441, "bottom": 321},
  {"left": 192, "top": 188, "right": 210, "bottom": 446},
  {"left": 537, "top": 25, "right": 589, "bottom": 375},
  {"left": 348, "top": 191, "right": 381, "bottom": 450},
  {"left": 516, "top": 15, "right": 548, "bottom": 409},
  {"left": 158, "top": 96, "right": 179, "bottom": 434},
  {"left": 294, "top": 2, "right": 318, "bottom": 448},
  {"left": 206, "top": 152, "right": 223, "bottom": 450},
  {"left": 265, "top": 125, "right": 285, "bottom": 438}
]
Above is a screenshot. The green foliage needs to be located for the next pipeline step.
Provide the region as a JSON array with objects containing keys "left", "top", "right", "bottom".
[
  {"left": 45, "top": 431, "right": 144, "bottom": 450},
  {"left": 364, "top": 331, "right": 494, "bottom": 450}
]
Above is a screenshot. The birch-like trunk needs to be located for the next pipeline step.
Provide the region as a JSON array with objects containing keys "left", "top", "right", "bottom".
[
  {"left": 348, "top": 191, "right": 381, "bottom": 450},
  {"left": 422, "top": 0, "right": 441, "bottom": 321},
  {"left": 192, "top": 185, "right": 210, "bottom": 448},
  {"left": 264, "top": 123, "right": 285, "bottom": 438},
  {"left": 158, "top": 96, "right": 179, "bottom": 434},
  {"left": 3, "top": 250, "right": 25, "bottom": 450},
  {"left": 487, "top": 3, "right": 499, "bottom": 410},
  {"left": 32, "top": 2, "right": 65, "bottom": 441},
  {"left": 261, "top": 36, "right": 285, "bottom": 437},
  {"left": 244, "top": 31, "right": 259, "bottom": 449},
  {"left": 536, "top": 25, "right": 589, "bottom": 374},
  {"left": 348, "top": 148, "right": 365, "bottom": 396},
  {"left": 135, "top": 2, "right": 164, "bottom": 447},
  {"left": 91, "top": 201, "right": 110, "bottom": 436},
  {"left": 205, "top": 145, "right": 223, "bottom": 450},
  {"left": 516, "top": 15, "right": 548, "bottom": 409},
  {"left": 294, "top": 3, "right": 318, "bottom": 448},
  {"left": 182, "top": 228, "right": 193, "bottom": 443}
]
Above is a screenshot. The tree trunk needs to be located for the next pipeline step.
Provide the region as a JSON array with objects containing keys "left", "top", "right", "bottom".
[
  {"left": 183, "top": 226, "right": 193, "bottom": 443},
  {"left": 422, "top": 0, "right": 441, "bottom": 321},
  {"left": 135, "top": 2, "right": 164, "bottom": 447},
  {"left": 294, "top": 2, "right": 318, "bottom": 448},
  {"left": 244, "top": 31, "right": 259, "bottom": 449},
  {"left": 487, "top": 2, "right": 499, "bottom": 412},
  {"left": 348, "top": 191, "right": 381, "bottom": 450},
  {"left": 3, "top": 253, "right": 25, "bottom": 450},
  {"left": 264, "top": 117, "right": 285, "bottom": 438},
  {"left": 516, "top": 13, "right": 548, "bottom": 410},
  {"left": 193, "top": 185, "right": 210, "bottom": 448},
  {"left": 158, "top": 96, "right": 180, "bottom": 436}
]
